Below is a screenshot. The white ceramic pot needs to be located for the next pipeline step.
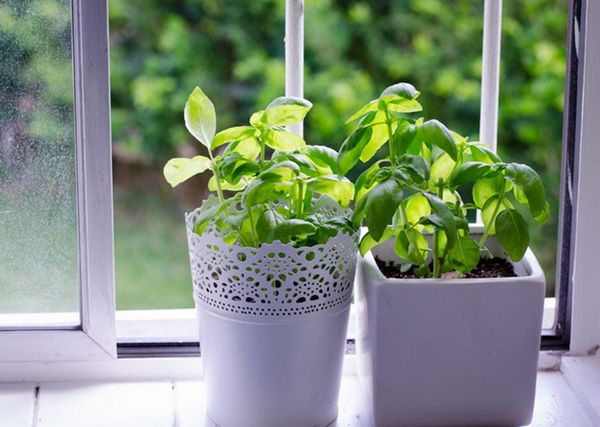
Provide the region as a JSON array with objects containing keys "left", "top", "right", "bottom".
[
  {"left": 356, "top": 229, "right": 545, "bottom": 427},
  {"left": 186, "top": 208, "right": 358, "bottom": 427}
]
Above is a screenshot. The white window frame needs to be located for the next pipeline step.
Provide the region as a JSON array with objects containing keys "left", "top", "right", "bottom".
[
  {"left": 0, "top": 0, "right": 598, "bottom": 376},
  {"left": 0, "top": 0, "right": 115, "bottom": 362}
]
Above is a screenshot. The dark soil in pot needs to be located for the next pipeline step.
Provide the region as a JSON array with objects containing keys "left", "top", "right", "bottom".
[{"left": 375, "top": 257, "right": 517, "bottom": 279}]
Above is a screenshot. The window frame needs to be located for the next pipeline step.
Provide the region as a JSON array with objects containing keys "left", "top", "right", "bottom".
[
  {"left": 1, "top": 0, "right": 596, "bottom": 368},
  {"left": 0, "top": 0, "right": 116, "bottom": 361}
]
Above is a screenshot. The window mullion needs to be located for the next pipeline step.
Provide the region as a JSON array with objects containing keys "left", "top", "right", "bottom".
[
  {"left": 285, "top": 0, "right": 304, "bottom": 136},
  {"left": 479, "top": 0, "right": 503, "bottom": 152}
]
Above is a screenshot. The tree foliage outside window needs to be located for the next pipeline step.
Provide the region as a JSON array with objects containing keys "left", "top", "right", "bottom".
[{"left": 0, "top": 0, "right": 567, "bottom": 308}]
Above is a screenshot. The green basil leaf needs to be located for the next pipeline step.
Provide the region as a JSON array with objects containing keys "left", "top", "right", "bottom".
[
  {"left": 495, "top": 208, "right": 529, "bottom": 261},
  {"left": 380, "top": 82, "right": 420, "bottom": 99},
  {"left": 469, "top": 143, "right": 502, "bottom": 163},
  {"left": 257, "top": 209, "right": 284, "bottom": 243},
  {"left": 265, "top": 96, "right": 313, "bottom": 126},
  {"left": 338, "top": 126, "right": 373, "bottom": 174},
  {"left": 385, "top": 98, "right": 423, "bottom": 114},
  {"left": 358, "top": 111, "right": 389, "bottom": 163},
  {"left": 272, "top": 219, "right": 317, "bottom": 243},
  {"left": 418, "top": 119, "right": 458, "bottom": 161},
  {"left": 429, "top": 153, "right": 456, "bottom": 185},
  {"left": 163, "top": 155, "right": 211, "bottom": 187},
  {"left": 184, "top": 87, "right": 216, "bottom": 148},
  {"left": 309, "top": 175, "right": 355, "bottom": 208},
  {"left": 243, "top": 179, "right": 292, "bottom": 207},
  {"left": 346, "top": 100, "right": 378, "bottom": 123},
  {"left": 304, "top": 145, "right": 339, "bottom": 174},
  {"left": 211, "top": 126, "right": 257, "bottom": 150},
  {"left": 355, "top": 162, "right": 384, "bottom": 201},
  {"left": 447, "top": 235, "right": 480, "bottom": 272},
  {"left": 504, "top": 163, "right": 548, "bottom": 218},
  {"left": 265, "top": 128, "right": 306, "bottom": 151},
  {"left": 450, "top": 161, "right": 493, "bottom": 187},
  {"left": 405, "top": 194, "right": 431, "bottom": 225},
  {"left": 223, "top": 137, "right": 261, "bottom": 160},
  {"left": 366, "top": 179, "right": 404, "bottom": 241},
  {"left": 208, "top": 176, "right": 247, "bottom": 192},
  {"left": 351, "top": 190, "right": 369, "bottom": 227},
  {"left": 473, "top": 176, "right": 503, "bottom": 209},
  {"left": 193, "top": 197, "right": 226, "bottom": 235},
  {"left": 395, "top": 228, "right": 429, "bottom": 264},
  {"left": 391, "top": 123, "right": 417, "bottom": 158},
  {"left": 422, "top": 193, "right": 457, "bottom": 250},
  {"left": 359, "top": 227, "right": 395, "bottom": 256}
]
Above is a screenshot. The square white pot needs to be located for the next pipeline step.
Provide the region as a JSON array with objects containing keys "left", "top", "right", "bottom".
[{"left": 355, "top": 233, "right": 545, "bottom": 427}]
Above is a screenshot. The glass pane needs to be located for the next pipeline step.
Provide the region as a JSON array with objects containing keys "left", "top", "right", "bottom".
[
  {"left": 304, "top": 0, "right": 484, "bottom": 184},
  {"left": 500, "top": 0, "right": 568, "bottom": 301},
  {"left": 110, "top": 0, "right": 286, "bottom": 310},
  {"left": 0, "top": 0, "right": 79, "bottom": 321}
]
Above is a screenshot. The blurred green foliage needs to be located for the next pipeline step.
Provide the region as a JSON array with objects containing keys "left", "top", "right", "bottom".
[
  {"left": 1, "top": 0, "right": 568, "bottom": 307},
  {"left": 109, "top": 0, "right": 567, "bottom": 291}
]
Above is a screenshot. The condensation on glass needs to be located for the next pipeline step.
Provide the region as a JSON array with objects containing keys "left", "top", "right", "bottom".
[{"left": 0, "top": 0, "right": 79, "bottom": 318}]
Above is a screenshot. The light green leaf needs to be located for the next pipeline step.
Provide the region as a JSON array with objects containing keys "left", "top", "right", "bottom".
[
  {"left": 184, "top": 87, "right": 216, "bottom": 148},
  {"left": 359, "top": 227, "right": 395, "bottom": 256},
  {"left": 359, "top": 111, "right": 389, "bottom": 162},
  {"left": 243, "top": 179, "right": 292, "bottom": 207},
  {"left": 224, "top": 137, "right": 261, "bottom": 160},
  {"left": 309, "top": 176, "right": 355, "bottom": 208},
  {"left": 211, "top": 126, "right": 257, "bottom": 150},
  {"left": 305, "top": 145, "right": 339, "bottom": 174},
  {"left": 447, "top": 235, "right": 480, "bottom": 272},
  {"left": 265, "top": 128, "right": 306, "bottom": 151},
  {"left": 495, "top": 208, "right": 529, "bottom": 261},
  {"left": 395, "top": 228, "right": 429, "bottom": 264},
  {"left": 384, "top": 98, "right": 423, "bottom": 114},
  {"left": 405, "top": 194, "right": 431, "bottom": 225},
  {"left": 429, "top": 153, "right": 456, "bottom": 185},
  {"left": 163, "top": 155, "right": 211, "bottom": 187},
  {"left": 481, "top": 195, "right": 508, "bottom": 235},
  {"left": 473, "top": 177, "right": 503, "bottom": 209},
  {"left": 208, "top": 176, "right": 247, "bottom": 192},
  {"left": 265, "top": 96, "right": 313, "bottom": 126},
  {"left": 346, "top": 100, "right": 379, "bottom": 123}
]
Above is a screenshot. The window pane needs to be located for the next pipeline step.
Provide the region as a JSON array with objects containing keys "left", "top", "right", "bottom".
[
  {"left": 0, "top": 0, "right": 79, "bottom": 319},
  {"left": 110, "top": 0, "right": 285, "bottom": 310},
  {"left": 500, "top": 0, "right": 567, "bottom": 299}
]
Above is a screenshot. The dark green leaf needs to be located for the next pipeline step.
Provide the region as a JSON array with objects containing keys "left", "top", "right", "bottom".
[
  {"left": 417, "top": 119, "right": 458, "bottom": 161},
  {"left": 366, "top": 179, "right": 404, "bottom": 241},
  {"left": 272, "top": 219, "right": 317, "bottom": 243},
  {"left": 495, "top": 208, "right": 529, "bottom": 261},
  {"left": 304, "top": 145, "right": 339, "bottom": 174},
  {"left": 504, "top": 163, "right": 548, "bottom": 218},
  {"left": 450, "top": 161, "right": 493, "bottom": 187},
  {"left": 422, "top": 193, "right": 457, "bottom": 249}
]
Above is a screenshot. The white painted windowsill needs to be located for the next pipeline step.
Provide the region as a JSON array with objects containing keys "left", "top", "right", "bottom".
[{"left": 0, "top": 356, "right": 598, "bottom": 427}]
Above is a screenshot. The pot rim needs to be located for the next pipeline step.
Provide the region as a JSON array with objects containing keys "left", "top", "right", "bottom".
[{"left": 359, "top": 225, "right": 546, "bottom": 286}]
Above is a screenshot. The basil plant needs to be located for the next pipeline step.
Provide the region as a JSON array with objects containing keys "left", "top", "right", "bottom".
[
  {"left": 342, "top": 82, "right": 549, "bottom": 278},
  {"left": 163, "top": 87, "right": 356, "bottom": 247}
]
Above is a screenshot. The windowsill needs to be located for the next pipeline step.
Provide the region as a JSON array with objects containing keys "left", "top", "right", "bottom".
[{"left": 0, "top": 355, "right": 597, "bottom": 426}]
